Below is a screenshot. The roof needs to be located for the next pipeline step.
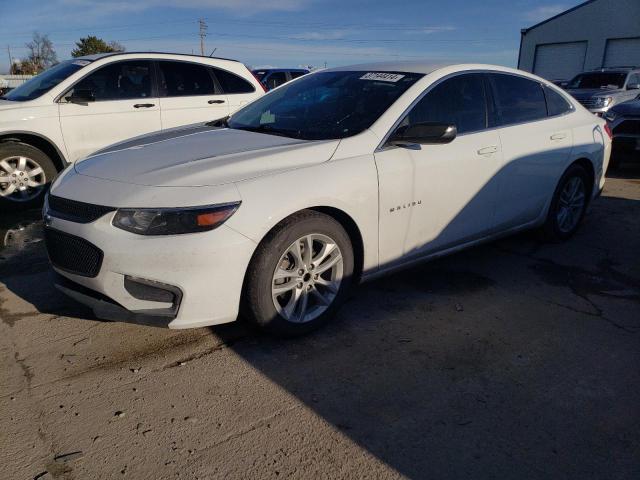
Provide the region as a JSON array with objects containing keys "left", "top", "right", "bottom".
[
  {"left": 326, "top": 61, "right": 455, "bottom": 74},
  {"left": 76, "top": 51, "right": 240, "bottom": 63},
  {"left": 521, "top": 0, "right": 597, "bottom": 34}
]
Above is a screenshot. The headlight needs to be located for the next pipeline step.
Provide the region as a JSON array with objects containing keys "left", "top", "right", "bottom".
[
  {"left": 595, "top": 96, "right": 612, "bottom": 107},
  {"left": 112, "top": 202, "right": 240, "bottom": 235}
]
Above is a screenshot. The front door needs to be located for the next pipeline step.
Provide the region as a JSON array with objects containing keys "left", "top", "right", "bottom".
[
  {"left": 59, "top": 60, "right": 161, "bottom": 162},
  {"left": 375, "top": 73, "right": 503, "bottom": 267}
]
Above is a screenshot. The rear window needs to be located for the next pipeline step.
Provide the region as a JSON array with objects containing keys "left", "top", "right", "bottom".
[
  {"left": 544, "top": 86, "right": 572, "bottom": 116},
  {"left": 213, "top": 68, "right": 255, "bottom": 94},
  {"left": 490, "top": 73, "right": 547, "bottom": 126}
]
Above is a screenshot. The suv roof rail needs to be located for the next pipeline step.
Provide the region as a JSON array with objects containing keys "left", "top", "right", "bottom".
[{"left": 590, "top": 66, "right": 636, "bottom": 71}]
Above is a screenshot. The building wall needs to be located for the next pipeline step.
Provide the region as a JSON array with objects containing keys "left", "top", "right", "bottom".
[{"left": 519, "top": 0, "right": 640, "bottom": 74}]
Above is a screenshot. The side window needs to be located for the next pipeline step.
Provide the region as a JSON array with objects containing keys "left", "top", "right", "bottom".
[
  {"left": 290, "top": 71, "right": 306, "bottom": 79},
  {"left": 544, "top": 86, "right": 572, "bottom": 116},
  {"left": 213, "top": 68, "right": 255, "bottom": 94},
  {"left": 401, "top": 73, "right": 487, "bottom": 134},
  {"left": 158, "top": 61, "right": 216, "bottom": 97},
  {"left": 266, "top": 72, "right": 288, "bottom": 90},
  {"left": 72, "top": 61, "right": 152, "bottom": 101},
  {"left": 490, "top": 73, "right": 547, "bottom": 125}
]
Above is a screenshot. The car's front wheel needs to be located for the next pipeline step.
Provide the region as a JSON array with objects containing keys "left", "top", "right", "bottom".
[
  {"left": 541, "top": 164, "right": 590, "bottom": 241},
  {"left": 242, "top": 210, "right": 354, "bottom": 336},
  {"left": 0, "top": 142, "right": 57, "bottom": 211}
]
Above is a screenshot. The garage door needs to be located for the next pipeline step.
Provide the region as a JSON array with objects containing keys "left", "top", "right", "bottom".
[
  {"left": 603, "top": 37, "right": 640, "bottom": 67},
  {"left": 533, "top": 42, "right": 587, "bottom": 81}
]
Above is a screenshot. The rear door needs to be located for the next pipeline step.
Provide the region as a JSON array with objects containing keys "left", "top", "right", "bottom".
[
  {"left": 157, "top": 60, "right": 229, "bottom": 129},
  {"left": 58, "top": 60, "right": 161, "bottom": 162},
  {"left": 489, "top": 73, "right": 573, "bottom": 230},
  {"left": 212, "top": 67, "right": 260, "bottom": 114}
]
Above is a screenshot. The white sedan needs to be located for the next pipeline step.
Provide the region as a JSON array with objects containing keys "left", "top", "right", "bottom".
[{"left": 44, "top": 62, "right": 611, "bottom": 335}]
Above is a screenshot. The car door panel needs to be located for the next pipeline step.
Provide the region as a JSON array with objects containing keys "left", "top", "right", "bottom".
[
  {"left": 489, "top": 73, "right": 573, "bottom": 230},
  {"left": 58, "top": 60, "right": 161, "bottom": 162},
  {"left": 157, "top": 61, "right": 229, "bottom": 129},
  {"left": 375, "top": 73, "right": 502, "bottom": 267}
]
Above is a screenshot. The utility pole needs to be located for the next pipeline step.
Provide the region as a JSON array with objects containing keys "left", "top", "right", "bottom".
[
  {"left": 7, "top": 45, "right": 13, "bottom": 74},
  {"left": 198, "top": 18, "right": 207, "bottom": 56}
]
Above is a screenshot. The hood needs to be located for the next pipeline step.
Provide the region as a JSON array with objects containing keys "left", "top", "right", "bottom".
[
  {"left": 75, "top": 126, "right": 340, "bottom": 187},
  {"left": 566, "top": 88, "right": 622, "bottom": 100},
  {"left": 610, "top": 99, "right": 640, "bottom": 116}
]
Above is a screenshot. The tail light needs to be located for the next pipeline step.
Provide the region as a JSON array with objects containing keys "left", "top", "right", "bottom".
[
  {"left": 247, "top": 67, "right": 267, "bottom": 92},
  {"left": 604, "top": 123, "right": 613, "bottom": 140}
]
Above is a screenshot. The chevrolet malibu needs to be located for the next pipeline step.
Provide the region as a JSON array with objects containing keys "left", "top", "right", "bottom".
[{"left": 44, "top": 62, "right": 611, "bottom": 336}]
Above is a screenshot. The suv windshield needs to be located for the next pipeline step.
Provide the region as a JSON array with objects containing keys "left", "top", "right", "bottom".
[
  {"left": 228, "top": 70, "right": 423, "bottom": 140},
  {"left": 2, "top": 60, "right": 90, "bottom": 101},
  {"left": 567, "top": 72, "right": 627, "bottom": 90}
]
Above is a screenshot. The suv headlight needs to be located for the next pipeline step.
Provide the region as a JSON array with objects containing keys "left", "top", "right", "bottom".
[
  {"left": 595, "top": 96, "right": 612, "bottom": 107},
  {"left": 113, "top": 202, "right": 240, "bottom": 235}
]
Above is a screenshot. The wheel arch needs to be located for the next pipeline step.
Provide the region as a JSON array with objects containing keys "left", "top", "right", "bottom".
[
  {"left": 571, "top": 157, "right": 596, "bottom": 198},
  {"left": 244, "top": 205, "right": 366, "bottom": 289},
  {"left": 0, "top": 131, "right": 68, "bottom": 172}
]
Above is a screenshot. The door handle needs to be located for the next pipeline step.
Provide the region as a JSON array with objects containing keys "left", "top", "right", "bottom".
[
  {"left": 550, "top": 133, "right": 567, "bottom": 140},
  {"left": 477, "top": 146, "right": 498, "bottom": 155},
  {"left": 208, "top": 99, "right": 225, "bottom": 104},
  {"left": 133, "top": 103, "right": 155, "bottom": 108}
]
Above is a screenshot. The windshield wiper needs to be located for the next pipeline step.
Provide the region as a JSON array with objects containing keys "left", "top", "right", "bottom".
[{"left": 231, "top": 124, "right": 301, "bottom": 139}]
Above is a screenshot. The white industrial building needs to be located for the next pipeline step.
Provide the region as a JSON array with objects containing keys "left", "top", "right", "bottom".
[{"left": 518, "top": 0, "right": 640, "bottom": 81}]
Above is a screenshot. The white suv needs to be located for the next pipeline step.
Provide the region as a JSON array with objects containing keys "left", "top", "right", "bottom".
[{"left": 0, "top": 52, "right": 265, "bottom": 210}]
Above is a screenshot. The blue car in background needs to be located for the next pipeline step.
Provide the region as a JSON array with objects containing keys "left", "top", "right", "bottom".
[
  {"left": 605, "top": 98, "right": 640, "bottom": 168},
  {"left": 251, "top": 68, "right": 310, "bottom": 90}
]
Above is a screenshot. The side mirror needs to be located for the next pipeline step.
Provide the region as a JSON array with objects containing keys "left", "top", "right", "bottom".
[
  {"left": 65, "top": 89, "right": 95, "bottom": 105},
  {"left": 389, "top": 122, "right": 457, "bottom": 146},
  {"left": 627, "top": 83, "right": 640, "bottom": 90}
]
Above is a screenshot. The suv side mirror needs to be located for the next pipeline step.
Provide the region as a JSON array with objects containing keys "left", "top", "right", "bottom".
[
  {"left": 627, "top": 83, "right": 640, "bottom": 90},
  {"left": 388, "top": 122, "right": 457, "bottom": 146},
  {"left": 65, "top": 89, "right": 95, "bottom": 105}
]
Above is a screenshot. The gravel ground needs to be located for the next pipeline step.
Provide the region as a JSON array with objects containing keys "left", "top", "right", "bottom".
[{"left": 1, "top": 164, "right": 639, "bottom": 480}]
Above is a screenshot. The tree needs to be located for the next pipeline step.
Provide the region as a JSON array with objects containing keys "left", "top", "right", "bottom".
[
  {"left": 24, "top": 32, "right": 57, "bottom": 73},
  {"left": 71, "top": 36, "right": 125, "bottom": 57}
]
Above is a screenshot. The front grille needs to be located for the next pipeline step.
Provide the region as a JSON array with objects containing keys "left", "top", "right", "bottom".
[
  {"left": 613, "top": 119, "right": 640, "bottom": 135},
  {"left": 44, "top": 228, "right": 103, "bottom": 278},
  {"left": 577, "top": 98, "right": 600, "bottom": 109},
  {"left": 48, "top": 195, "right": 116, "bottom": 224}
]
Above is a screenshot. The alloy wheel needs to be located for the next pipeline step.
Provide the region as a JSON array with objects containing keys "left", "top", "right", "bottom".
[
  {"left": 271, "top": 233, "right": 344, "bottom": 323},
  {"left": 0, "top": 156, "right": 47, "bottom": 202},
  {"left": 556, "top": 176, "right": 586, "bottom": 233}
]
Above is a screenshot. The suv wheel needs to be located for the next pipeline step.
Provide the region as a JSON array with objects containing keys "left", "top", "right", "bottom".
[
  {"left": 242, "top": 210, "right": 354, "bottom": 336},
  {"left": 0, "top": 143, "right": 57, "bottom": 211}
]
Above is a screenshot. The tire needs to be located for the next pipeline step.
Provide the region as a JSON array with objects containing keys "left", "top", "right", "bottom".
[
  {"left": 540, "top": 164, "right": 590, "bottom": 242},
  {"left": 0, "top": 142, "right": 58, "bottom": 212},
  {"left": 242, "top": 210, "right": 354, "bottom": 337}
]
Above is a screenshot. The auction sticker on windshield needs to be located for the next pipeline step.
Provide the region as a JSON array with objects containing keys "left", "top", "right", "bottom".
[{"left": 360, "top": 72, "right": 405, "bottom": 82}]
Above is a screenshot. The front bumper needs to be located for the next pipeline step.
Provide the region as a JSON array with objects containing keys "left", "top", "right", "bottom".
[{"left": 45, "top": 212, "right": 256, "bottom": 329}]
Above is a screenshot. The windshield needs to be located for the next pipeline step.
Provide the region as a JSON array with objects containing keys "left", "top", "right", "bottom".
[
  {"left": 567, "top": 72, "right": 627, "bottom": 90},
  {"left": 2, "top": 60, "right": 90, "bottom": 101},
  {"left": 228, "top": 70, "right": 423, "bottom": 140}
]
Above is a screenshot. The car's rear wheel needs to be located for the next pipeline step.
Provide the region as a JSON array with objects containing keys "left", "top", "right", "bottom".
[
  {"left": 540, "top": 164, "right": 590, "bottom": 242},
  {"left": 242, "top": 210, "right": 354, "bottom": 336},
  {"left": 0, "top": 143, "right": 57, "bottom": 211}
]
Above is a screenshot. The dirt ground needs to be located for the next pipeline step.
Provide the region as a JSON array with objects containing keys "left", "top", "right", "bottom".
[{"left": 1, "top": 164, "right": 639, "bottom": 480}]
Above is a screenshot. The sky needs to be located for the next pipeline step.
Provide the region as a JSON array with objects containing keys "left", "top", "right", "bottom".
[{"left": 0, "top": 0, "right": 585, "bottom": 74}]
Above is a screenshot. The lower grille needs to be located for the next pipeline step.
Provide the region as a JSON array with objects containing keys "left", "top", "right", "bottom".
[
  {"left": 44, "top": 228, "right": 103, "bottom": 278},
  {"left": 48, "top": 195, "right": 116, "bottom": 224}
]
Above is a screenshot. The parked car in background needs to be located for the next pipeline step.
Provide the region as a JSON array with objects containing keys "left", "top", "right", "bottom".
[
  {"left": 251, "top": 68, "right": 309, "bottom": 90},
  {"left": 43, "top": 62, "right": 610, "bottom": 335},
  {"left": 564, "top": 67, "right": 640, "bottom": 115},
  {"left": 0, "top": 52, "right": 265, "bottom": 210},
  {"left": 604, "top": 98, "right": 640, "bottom": 168}
]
